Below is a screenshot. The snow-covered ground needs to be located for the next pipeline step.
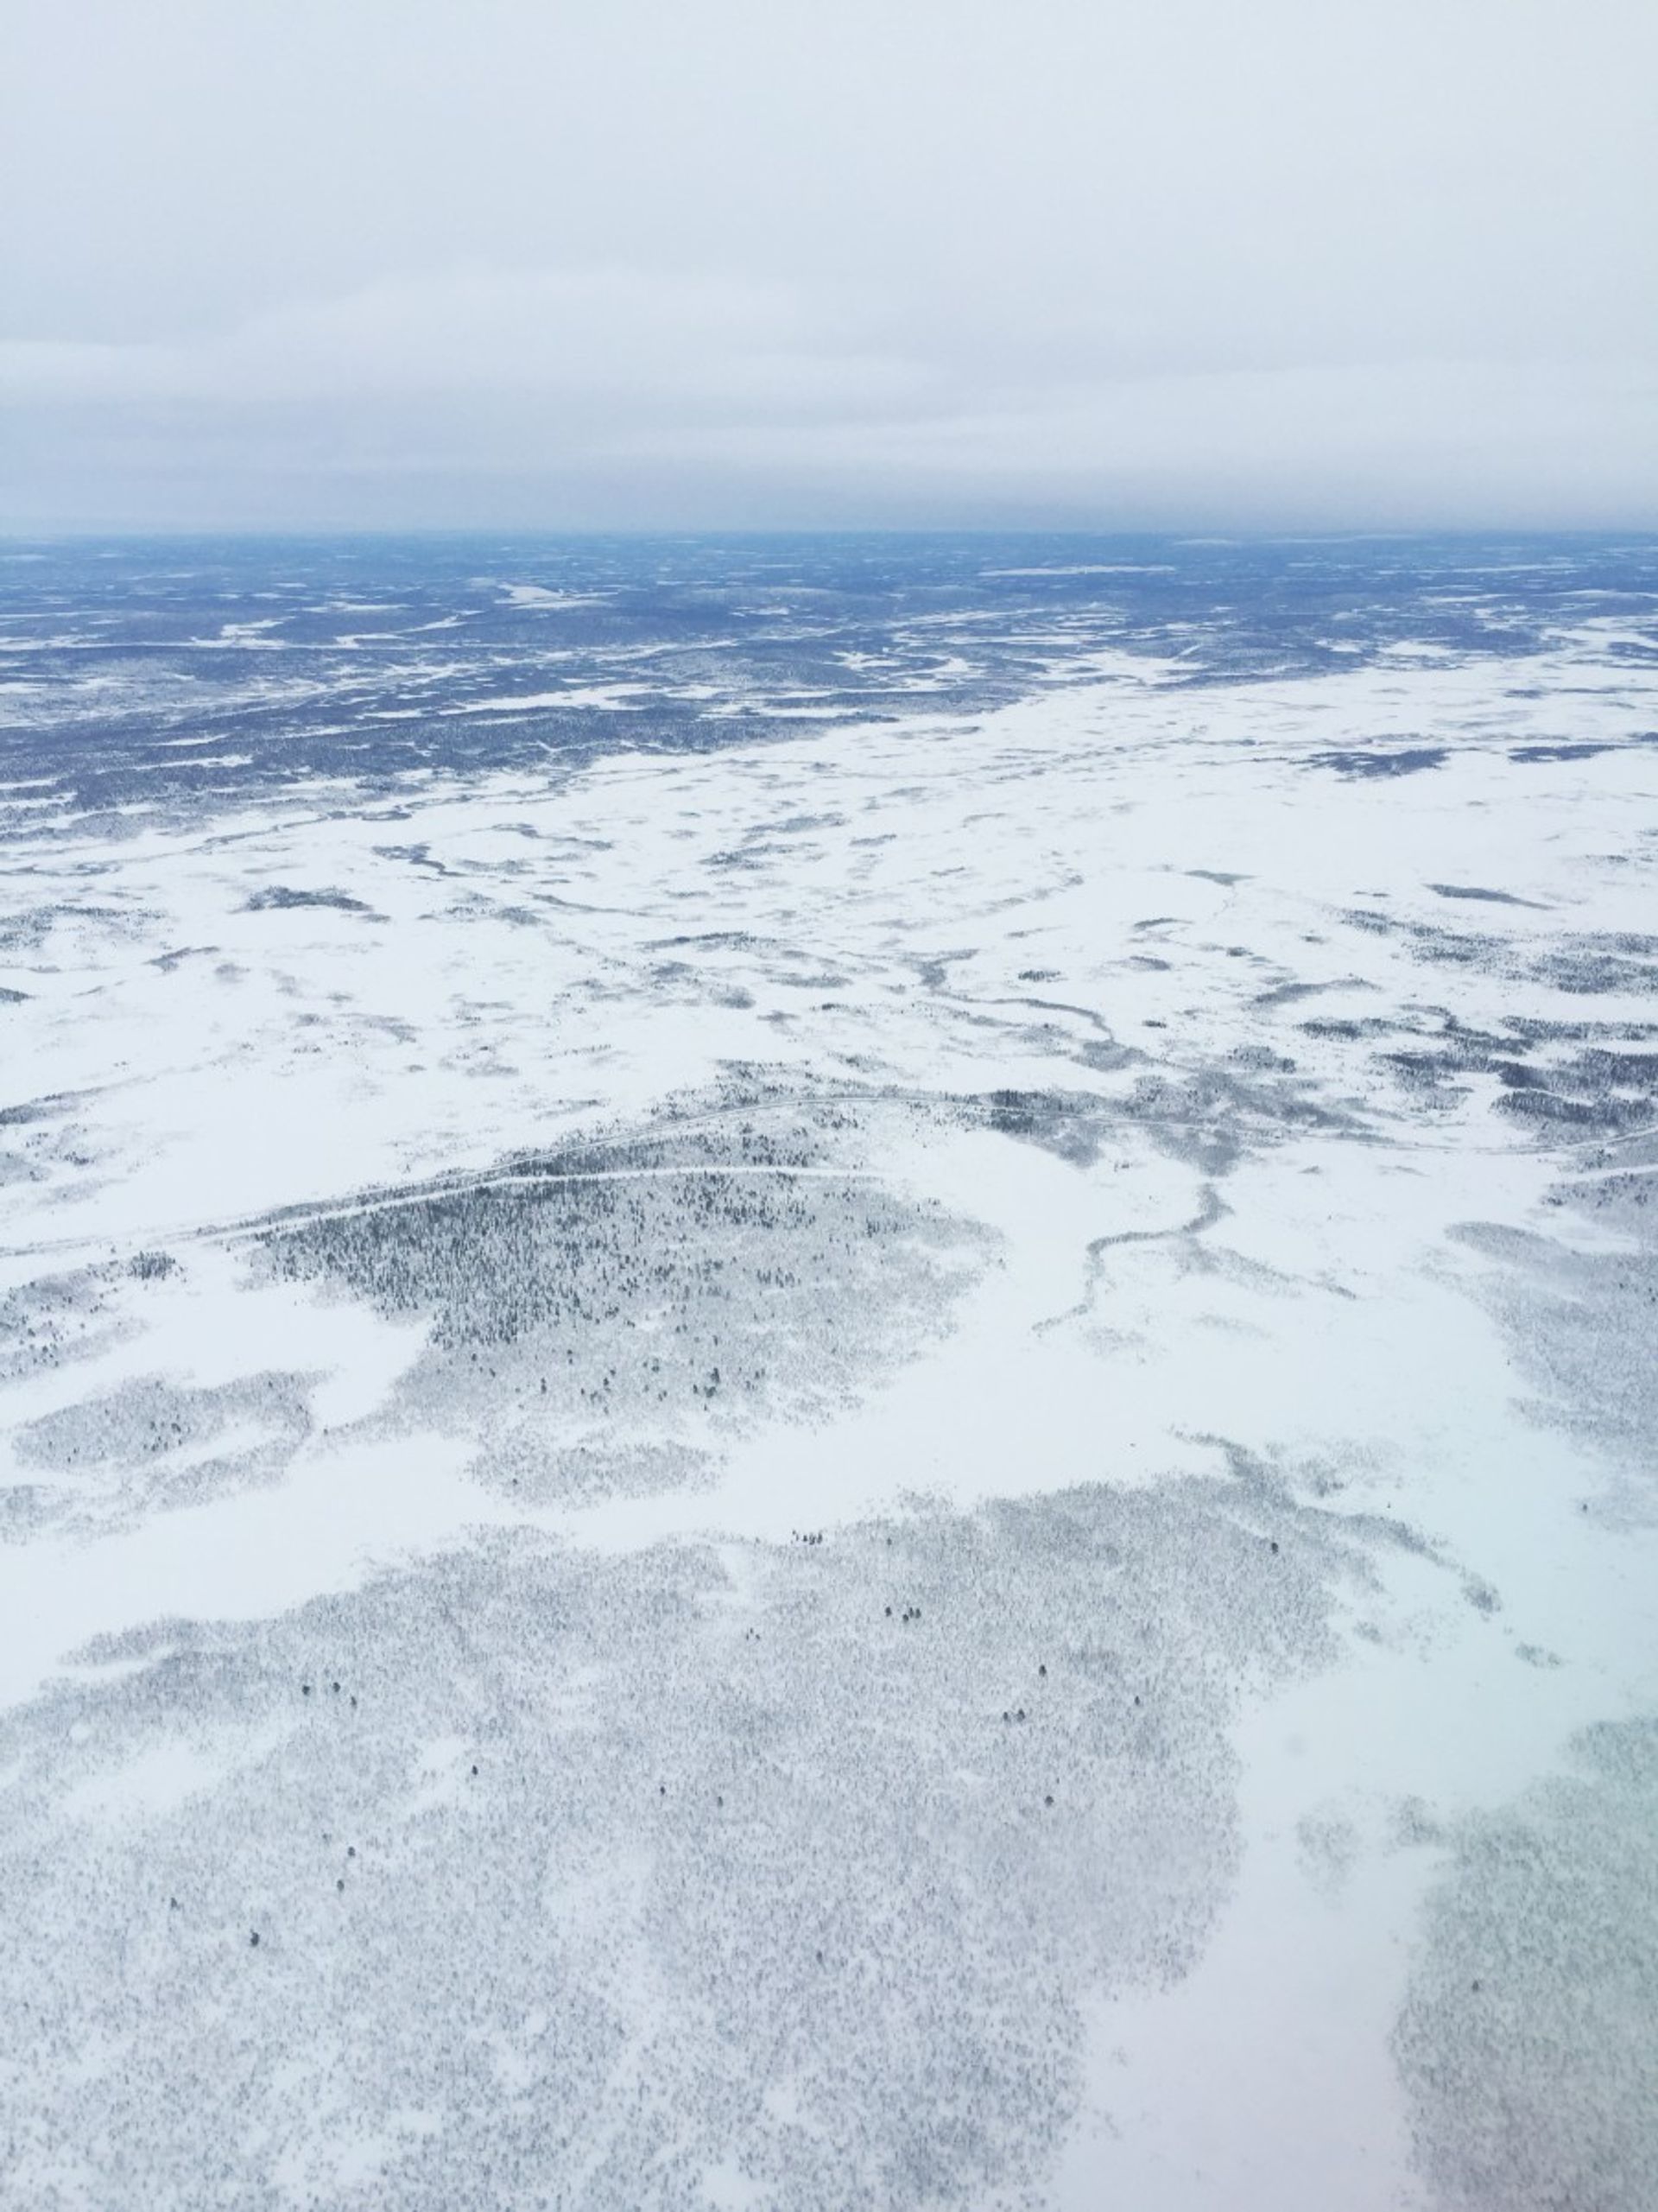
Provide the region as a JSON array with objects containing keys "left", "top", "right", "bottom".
[{"left": 3, "top": 614, "right": 1656, "bottom": 2208}]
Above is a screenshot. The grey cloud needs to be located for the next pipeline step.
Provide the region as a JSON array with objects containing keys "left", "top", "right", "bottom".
[{"left": 3, "top": 0, "right": 1655, "bottom": 528}]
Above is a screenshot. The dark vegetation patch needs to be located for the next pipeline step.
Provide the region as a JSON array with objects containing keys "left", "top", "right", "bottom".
[
  {"left": 1395, "top": 1719, "right": 1658, "bottom": 2212},
  {"left": 983, "top": 1088, "right": 1116, "bottom": 1168},
  {"left": 1253, "top": 977, "right": 1375, "bottom": 1010},
  {"left": 1115, "top": 1065, "right": 1357, "bottom": 1173},
  {"left": 147, "top": 947, "right": 219, "bottom": 973},
  {"left": 1452, "top": 1167, "right": 1658, "bottom": 1485},
  {"left": 9, "top": 1370, "right": 315, "bottom": 1540},
  {"left": 1534, "top": 935, "right": 1658, "bottom": 998},
  {"left": 0, "top": 1465, "right": 1399, "bottom": 2209},
  {"left": 0, "top": 1092, "right": 78, "bottom": 1129},
  {"left": 371, "top": 842, "right": 452, "bottom": 875},
  {"left": 0, "top": 1264, "right": 125, "bottom": 1387},
  {"left": 1346, "top": 920, "right": 1658, "bottom": 1004},
  {"left": 977, "top": 1060, "right": 1348, "bottom": 1176},
  {"left": 255, "top": 1101, "right": 991, "bottom": 1500},
  {"left": 1377, "top": 1015, "right": 1658, "bottom": 1134},
  {"left": 1310, "top": 747, "right": 1448, "bottom": 778},
  {"left": 1300, "top": 1015, "right": 1396, "bottom": 1043},
  {"left": 1509, "top": 742, "right": 1613, "bottom": 764},
  {"left": 1427, "top": 884, "right": 1547, "bottom": 909},
  {"left": 0, "top": 903, "right": 130, "bottom": 953},
  {"left": 243, "top": 885, "right": 377, "bottom": 915}
]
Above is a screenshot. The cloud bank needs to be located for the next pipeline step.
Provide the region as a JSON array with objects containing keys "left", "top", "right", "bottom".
[{"left": 3, "top": 0, "right": 1655, "bottom": 529}]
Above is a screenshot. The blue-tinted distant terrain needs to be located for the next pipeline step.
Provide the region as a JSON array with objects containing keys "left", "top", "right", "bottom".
[{"left": 4, "top": 533, "right": 1656, "bottom": 824}]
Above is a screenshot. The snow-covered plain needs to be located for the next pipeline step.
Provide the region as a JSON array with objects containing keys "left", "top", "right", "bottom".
[{"left": 2, "top": 542, "right": 1657, "bottom": 2209}]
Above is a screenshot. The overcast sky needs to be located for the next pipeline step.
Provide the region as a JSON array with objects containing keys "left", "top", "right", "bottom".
[{"left": 3, "top": 0, "right": 1655, "bottom": 532}]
